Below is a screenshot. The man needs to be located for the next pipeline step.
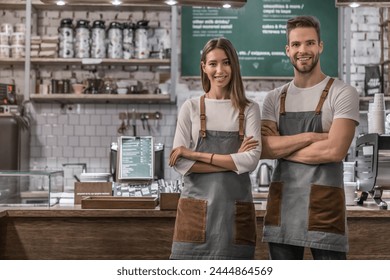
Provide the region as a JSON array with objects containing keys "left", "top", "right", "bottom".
[{"left": 261, "top": 15, "right": 359, "bottom": 260}]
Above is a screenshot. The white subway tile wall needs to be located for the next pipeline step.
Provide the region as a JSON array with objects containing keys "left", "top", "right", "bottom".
[{"left": 0, "top": 6, "right": 382, "bottom": 180}]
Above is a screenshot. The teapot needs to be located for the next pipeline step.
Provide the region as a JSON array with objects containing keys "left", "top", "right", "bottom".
[{"left": 258, "top": 162, "right": 273, "bottom": 187}]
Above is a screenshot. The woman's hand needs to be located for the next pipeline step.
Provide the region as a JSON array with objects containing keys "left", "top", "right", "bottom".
[
  {"left": 238, "top": 136, "right": 259, "bottom": 153},
  {"left": 169, "top": 146, "right": 193, "bottom": 167}
]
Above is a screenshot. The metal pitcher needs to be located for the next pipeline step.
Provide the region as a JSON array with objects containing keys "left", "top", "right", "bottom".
[{"left": 258, "top": 162, "right": 273, "bottom": 187}]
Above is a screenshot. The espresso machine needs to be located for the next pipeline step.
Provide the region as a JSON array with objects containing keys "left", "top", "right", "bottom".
[
  {"left": 355, "top": 133, "right": 390, "bottom": 209},
  {"left": 110, "top": 141, "right": 164, "bottom": 182}
]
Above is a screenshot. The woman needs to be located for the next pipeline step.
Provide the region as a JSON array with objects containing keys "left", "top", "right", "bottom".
[{"left": 169, "top": 37, "right": 262, "bottom": 259}]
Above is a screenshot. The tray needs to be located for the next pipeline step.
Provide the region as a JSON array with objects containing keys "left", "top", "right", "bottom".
[{"left": 81, "top": 196, "right": 158, "bottom": 209}]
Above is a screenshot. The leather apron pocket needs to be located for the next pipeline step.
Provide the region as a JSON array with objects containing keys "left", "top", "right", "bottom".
[
  {"left": 173, "top": 197, "right": 207, "bottom": 243},
  {"left": 264, "top": 181, "right": 283, "bottom": 226},
  {"left": 234, "top": 201, "right": 257, "bottom": 245},
  {"left": 308, "top": 184, "right": 345, "bottom": 235}
]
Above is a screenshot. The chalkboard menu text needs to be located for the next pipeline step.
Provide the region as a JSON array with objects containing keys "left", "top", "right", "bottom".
[
  {"left": 118, "top": 136, "right": 154, "bottom": 180},
  {"left": 181, "top": 0, "right": 338, "bottom": 78}
]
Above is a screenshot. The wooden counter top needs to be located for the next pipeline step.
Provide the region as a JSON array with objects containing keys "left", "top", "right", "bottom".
[
  {"left": 1, "top": 200, "right": 389, "bottom": 218},
  {"left": 1, "top": 201, "right": 390, "bottom": 260}
]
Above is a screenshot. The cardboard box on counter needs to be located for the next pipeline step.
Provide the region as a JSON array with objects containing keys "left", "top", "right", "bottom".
[
  {"left": 159, "top": 192, "right": 180, "bottom": 210},
  {"left": 74, "top": 182, "right": 112, "bottom": 204}
]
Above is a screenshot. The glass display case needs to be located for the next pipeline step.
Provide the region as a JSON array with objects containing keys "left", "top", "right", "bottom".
[{"left": 0, "top": 170, "right": 64, "bottom": 207}]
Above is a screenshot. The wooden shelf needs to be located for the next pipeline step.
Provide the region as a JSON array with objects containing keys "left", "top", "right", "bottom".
[
  {"left": 30, "top": 93, "right": 172, "bottom": 104},
  {"left": 0, "top": 58, "right": 171, "bottom": 67},
  {"left": 0, "top": 58, "right": 25, "bottom": 66},
  {"left": 30, "top": 58, "right": 170, "bottom": 66},
  {"left": 0, "top": 2, "right": 26, "bottom": 9},
  {"left": 359, "top": 96, "right": 390, "bottom": 101}
]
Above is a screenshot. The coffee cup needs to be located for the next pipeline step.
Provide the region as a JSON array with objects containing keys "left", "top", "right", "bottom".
[{"left": 72, "top": 83, "right": 85, "bottom": 94}]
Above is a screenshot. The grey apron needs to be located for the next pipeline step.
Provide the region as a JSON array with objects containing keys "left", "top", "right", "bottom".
[
  {"left": 263, "top": 78, "right": 349, "bottom": 252},
  {"left": 170, "top": 95, "right": 257, "bottom": 260}
]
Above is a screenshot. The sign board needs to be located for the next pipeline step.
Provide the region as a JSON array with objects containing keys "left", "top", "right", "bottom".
[
  {"left": 117, "top": 136, "right": 154, "bottom": 181},
  {"left": 181, "top": 0, "right": 338, "bottom": 78}
]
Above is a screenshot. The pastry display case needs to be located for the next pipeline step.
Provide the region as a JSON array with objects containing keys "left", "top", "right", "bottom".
[{"left": 0, "top": 170, "right": 64, "bottom": 207}]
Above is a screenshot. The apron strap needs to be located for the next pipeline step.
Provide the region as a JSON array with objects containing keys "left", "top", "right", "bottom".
[
  {"left": 199, "top": 94, "right": 207, "bottom": 138},
  {"left": 199, "top": 94, "right": 246, "bottom": 140},
  {"left": 315, "top": 78, "right": 334, "bottom": 115},
  {"left": 279, "top": 83, "right": 290, "bottom": 115},
  {"left": 239, "top": 107, "right": 245, "bottom": 141}
]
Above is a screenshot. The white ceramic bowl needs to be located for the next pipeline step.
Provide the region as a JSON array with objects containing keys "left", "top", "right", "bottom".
[{"left": 117, "top": 87, "right": 128, "bottom": 95}]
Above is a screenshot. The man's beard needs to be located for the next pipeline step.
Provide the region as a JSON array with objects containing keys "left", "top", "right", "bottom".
[{"left": 290, "top": 52, "right": 320, "bottom": 74}]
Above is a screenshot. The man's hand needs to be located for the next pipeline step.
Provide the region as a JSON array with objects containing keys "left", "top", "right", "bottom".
[{"left": 261, "top": 120, "right": 280, "bottom": 136}]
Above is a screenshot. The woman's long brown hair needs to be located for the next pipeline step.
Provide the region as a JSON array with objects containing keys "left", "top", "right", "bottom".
[{"left": 200, "top": 37, "right": 249, "bottom": 111}]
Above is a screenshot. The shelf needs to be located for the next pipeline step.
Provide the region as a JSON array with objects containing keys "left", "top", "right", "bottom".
[
  {"left": 0, "top": 58, "right": 25, "bottom": 66},
  {"left": 30, "top": 93, "right": 172, "bottom": 104},
  {"left": 30, "top": 58, "right": 170, "bottom": 66},
  {"left": 1, "top": 1, "right": 178, "bottom": 104},
  {"left": 0, "top": 58, "right": 171, "bottom": 67},
  {"left": 0, "top": 2, "right": 26, "bottom": 10},
  {"left": 359, "top": 96, "right": 390, "bottom": 101}
]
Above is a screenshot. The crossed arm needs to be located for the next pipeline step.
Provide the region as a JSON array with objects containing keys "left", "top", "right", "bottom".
[
  {"left": 261, "top": 118, "right": 356, "bottom": 164},
  {"left": 169, "top": 136, "right": 259, "bottom": 173}
]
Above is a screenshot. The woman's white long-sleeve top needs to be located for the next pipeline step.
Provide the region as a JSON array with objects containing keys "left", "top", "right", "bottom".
[{"left": 172, "top": 96, "right": 262, "bottom": 175}]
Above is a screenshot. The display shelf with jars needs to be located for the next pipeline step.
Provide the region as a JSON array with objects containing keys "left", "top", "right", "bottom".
[
  {"left": 1, "top": 0, "right": 178, "bottom": 104},
  {"left": 30, "top": 93, "right": 172, "bottom": 104},
  {"left": 30, "top": 58, "right": 170, "bottom": 66}
]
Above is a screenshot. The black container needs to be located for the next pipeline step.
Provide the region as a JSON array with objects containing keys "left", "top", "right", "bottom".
[
  {"left": 51, "top": 79, "right": 58, "bottom": 94},
  {"left": 63, "top": 79, "right": 70, "bottom": 94}
]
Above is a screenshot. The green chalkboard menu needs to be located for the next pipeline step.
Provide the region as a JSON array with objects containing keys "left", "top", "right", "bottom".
[
  {"left": 181, "top": 0, "right": 338, "bottom": 78},
  {"left": 118, "top": 136, "right": 154, "bottom": 180}
]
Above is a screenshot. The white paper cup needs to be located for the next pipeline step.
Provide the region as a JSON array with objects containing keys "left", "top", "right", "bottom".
[
  {"left": 344, "top": 182, "right": 357, "bottom": 206},
  {"left": 372, "top": 93, "right": 386, "bottom": 111},
  {"left": 368, "top": 109, "right": 385, "bottom": 134}
]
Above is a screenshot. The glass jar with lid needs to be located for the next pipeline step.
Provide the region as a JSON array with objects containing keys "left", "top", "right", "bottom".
[
  {"left": 74, "top": 19, "right": 90, "bottom": 58},
  {"left": 134, "top": 20, "right": 150, "bottom": 59},
  {"left": 91, "top": 20, "right": 106, "bottom": 59},
  {"left": 58, "top": 18, "right": 74, "bottom": 58},
  {"left": 123, "top": 22, "right": 135, "bottom": 59},
  {"left": 107, "top": 22, "right": 123, "bottom": 59}
]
